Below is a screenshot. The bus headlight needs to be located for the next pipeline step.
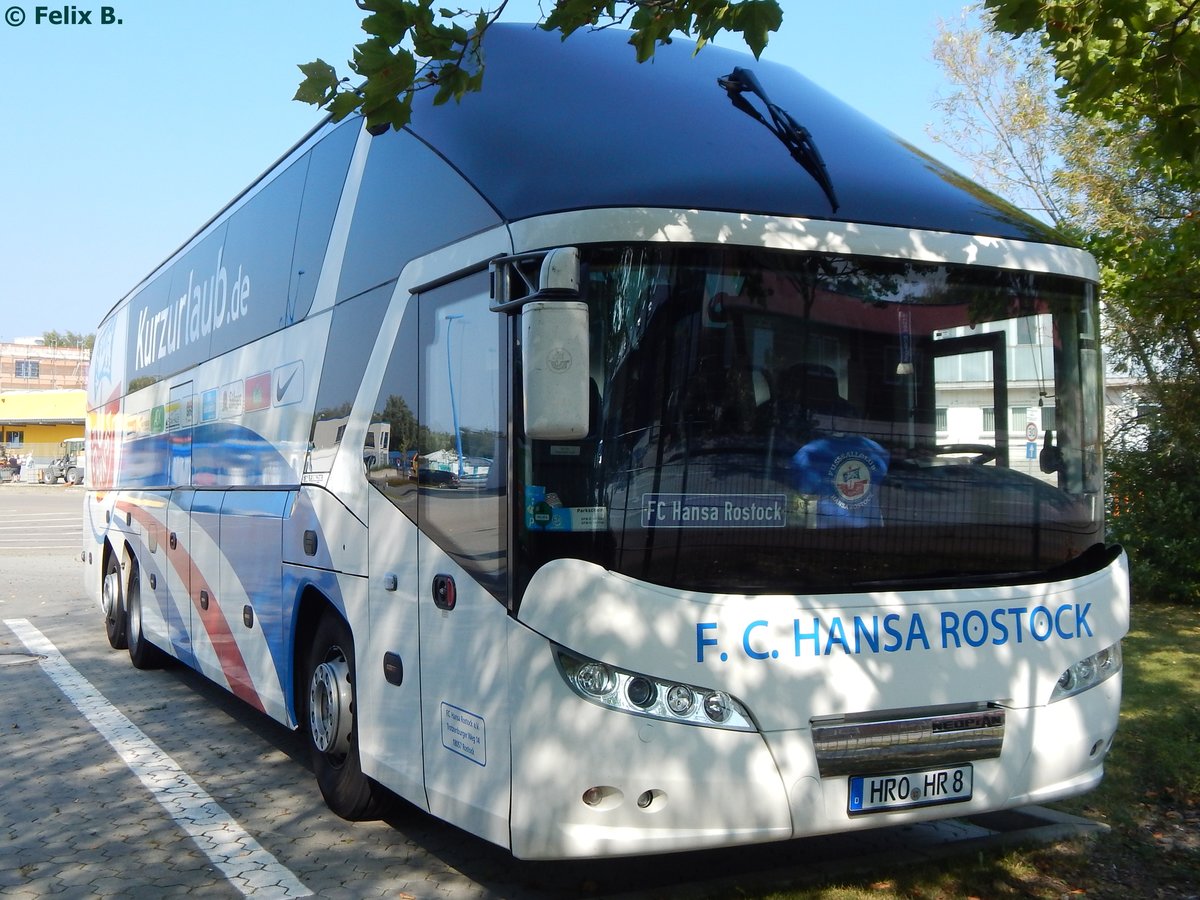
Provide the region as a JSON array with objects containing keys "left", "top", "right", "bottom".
[
  {"left": 556, "top": 647, "right": 755, "bottom": 731},
  {"left": 575, "top": 660, "right": 615, "bottom": 697},
  {"left": 1050, "top": 642, "right": 1122, "bottom": 703}
]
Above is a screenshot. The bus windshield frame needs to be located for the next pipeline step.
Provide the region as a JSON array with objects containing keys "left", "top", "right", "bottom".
[{"left": 514, "top": 244, "right": 1105, "bottom": 601}]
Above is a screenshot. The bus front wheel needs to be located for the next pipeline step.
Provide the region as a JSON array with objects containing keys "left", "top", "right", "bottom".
[{"left": 303, "top": 612, "right": 386, "bottom": 821}]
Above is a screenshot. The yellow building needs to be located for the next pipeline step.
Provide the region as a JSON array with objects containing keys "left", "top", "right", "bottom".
[{"left": 0, "top": 389, "right": 86, "bottom": 462}]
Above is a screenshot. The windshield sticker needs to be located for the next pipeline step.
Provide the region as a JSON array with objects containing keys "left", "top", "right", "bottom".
[
  {"left": 832, "top": 454, "right": 875, "bottom": 506},
  {"left": 642, "top": 493, "right": 787, "bottom": 528},
  {"left": 525, "top": 486, "right": 608, "bottom": 532}
]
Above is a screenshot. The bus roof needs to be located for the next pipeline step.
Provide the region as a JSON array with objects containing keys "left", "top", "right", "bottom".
[{"left": 405, "top": 24, "right": 1059, "bottom": 244}]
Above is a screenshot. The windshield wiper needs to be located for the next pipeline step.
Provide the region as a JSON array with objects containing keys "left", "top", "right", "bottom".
[{"left": 718, "top": 67, "right": 839, "bottom": 212}]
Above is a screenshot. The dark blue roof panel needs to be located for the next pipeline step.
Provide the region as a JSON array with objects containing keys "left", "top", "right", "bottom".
[{"left": 404, "top": 24, "right": 1060, "bottom": 244}]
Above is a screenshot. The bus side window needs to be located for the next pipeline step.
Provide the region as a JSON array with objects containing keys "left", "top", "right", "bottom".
[
  {"left": 417, "top": 273, "right": 508, "bottom": 602},
  {"left": 306, "top": 284, "right": 392, "bottom": 474},
  {"left": 366, "top": 297, "right": 420, "bottom": 522}
]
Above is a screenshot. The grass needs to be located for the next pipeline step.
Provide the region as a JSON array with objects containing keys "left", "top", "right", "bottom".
[{"left": 741, "top": 604, "right": 1200, "bottom": 899}]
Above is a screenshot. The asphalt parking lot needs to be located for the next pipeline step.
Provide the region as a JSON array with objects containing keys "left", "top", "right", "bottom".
[{"left": 0, "top": 484, "right": 1104, "bottom": 899}]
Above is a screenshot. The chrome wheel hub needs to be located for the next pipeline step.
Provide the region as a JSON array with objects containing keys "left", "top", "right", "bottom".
[
  {"left": 309, "top": 656, "right": 352, "bottom": 757},
  {"left": 102, "top": 570, "right": 120, "bottom": 617}
]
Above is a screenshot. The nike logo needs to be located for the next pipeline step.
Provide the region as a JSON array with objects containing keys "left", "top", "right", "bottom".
[{"left": 276, "top": 364, "right": 300, "bottom": 402}]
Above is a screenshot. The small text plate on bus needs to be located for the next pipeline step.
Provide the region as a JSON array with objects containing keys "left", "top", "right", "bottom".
[
  {"left": 641, "top": 493, "right": 787, "bottom": 528},
  {"left": 848, "top": 764, "right": 973, "bottom": 815}
]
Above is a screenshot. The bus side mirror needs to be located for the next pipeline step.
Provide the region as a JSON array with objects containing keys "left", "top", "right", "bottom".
[{"left": 522, "top": 299, "right": 590, "bottom": 440}]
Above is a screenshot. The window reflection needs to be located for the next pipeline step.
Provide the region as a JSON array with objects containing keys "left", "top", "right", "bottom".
[
  {"left": 368, "top": 273, "right": 508, "bottom": 602},
  {"left": 306, "top": 284, "right": 392, "bottom": 474},
  {"left": 516, "top": 245, "right": 1104, "bottom": 597}
]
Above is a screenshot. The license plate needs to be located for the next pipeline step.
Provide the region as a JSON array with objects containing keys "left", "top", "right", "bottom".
[{"left": 848, "top": 764, "right": 973, "bottom": 815}]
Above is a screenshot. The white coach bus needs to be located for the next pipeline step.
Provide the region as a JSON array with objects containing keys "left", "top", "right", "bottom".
[{"left": 84, "top": 24, "right": 1129, "bottom": 859}]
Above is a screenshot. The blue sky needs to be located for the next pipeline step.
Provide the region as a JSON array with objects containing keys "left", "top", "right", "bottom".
[{"left": 0, "top": 1, "right": 979, "bottom": 341}]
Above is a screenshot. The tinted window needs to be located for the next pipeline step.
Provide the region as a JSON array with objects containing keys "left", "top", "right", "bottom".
[
  {"left": 122, "top": 269, "right": 173, "bottom": 392},
  {"left": 515, "top": 245, "right": 1104, "bottom": 597},
  {"left": 336, "top": 131, "right": 500, "bottom": 303},
  {"left": 366, "top": 297, "right": 419, "bottom": 522},
  {"left": 288, "top": 120, "right": 360, "bottom": 324},
  {"left": 120, "top": 123, "right": 359, "bottom": 387},
  {"left": 213, "top": 158, "right": 308, "bottom": 358},
  {"left": 369, "top": 272, "right": 509, "bottom": 601},
  {"left": 306, "top": 284, "right": 393, "bottom": 474}
]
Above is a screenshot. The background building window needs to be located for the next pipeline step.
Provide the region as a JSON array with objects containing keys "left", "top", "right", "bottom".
[
  {"left": 936, "top": 407, "right": 948, "bottom": 432},
  {"left": 1011, "top": 406, "right": 1028, "bottom": 432},
  {"left": 982, "top": 407, "right": 995, "bottom": 432},
  {"left": 14, "top": 360, "right": 39, "bottom": 379},
  {"left": 1016, "top": 316, "right": 1039, "bottom": 344}
]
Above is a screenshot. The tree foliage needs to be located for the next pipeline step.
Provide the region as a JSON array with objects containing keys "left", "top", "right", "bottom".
[
  {"left": 295, "top": 0, "right": 784, "bottom": 133},
  {"left": 984, "top": 0, "right": 1200, "bottom": 178},
  {"left": 935, "top": 4, "right": 1200, "bottom": 603},
  {"left": 42, "top": 331, "right": 94, "bottom": 351},
  {"left": 929, "top": 10, "right": 1074, "bottom": 225}
]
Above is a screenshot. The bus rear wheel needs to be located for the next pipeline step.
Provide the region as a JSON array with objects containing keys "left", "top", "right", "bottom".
[
  {"left": 127, "top": 564, "right": 167, "bottom": 670},
  {"left": 303, "top": 612, "right": 387, "bottom": 821},
  {"left": 103, "top": 553, "right": 128, "bottom": 650}
]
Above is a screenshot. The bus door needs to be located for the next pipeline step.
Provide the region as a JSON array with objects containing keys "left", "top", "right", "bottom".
[
  {"left": 361, "top": 287, "right": 427, "bottom": 807},
  {"left": 365, "top": 488, "right": 426, "bottom": 804},
  {"left": 415, "top": 276, "right": 512, "bottom": 847}
]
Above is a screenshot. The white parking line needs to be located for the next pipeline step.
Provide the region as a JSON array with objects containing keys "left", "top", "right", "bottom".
[{"left": 3, "top": 618, "right": 312, "bottom": 898}]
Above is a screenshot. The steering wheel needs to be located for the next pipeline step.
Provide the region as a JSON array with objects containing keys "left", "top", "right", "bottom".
[{"left": 932, "top": 444, "right": 998, "bottom": 465}]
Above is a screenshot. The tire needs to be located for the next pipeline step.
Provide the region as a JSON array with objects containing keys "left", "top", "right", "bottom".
[
  {"left": 102, "top": 552, "right": 128, "bottom": 650},
  {"left": 127, "top": 565, "right": 167, "bottom": 670},
  {"left": 302, "top": 612, "right": 387, "bottom": 820}
]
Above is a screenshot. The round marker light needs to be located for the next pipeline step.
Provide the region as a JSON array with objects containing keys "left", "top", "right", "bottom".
[
  {"left": 703, "top": 691, "right": 732, "bottom": 724},
  {"left": 666, "top": 684, "right": 695, "bottom": 716},
  {"left": 626, "top": 676, "right": 657, "bottom": 708},
  {"left": 575, "top": 662, "right": 614, "bottom": 697}
]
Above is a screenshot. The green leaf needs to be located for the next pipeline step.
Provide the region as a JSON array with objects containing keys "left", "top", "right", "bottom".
[
  {"left": 294, "top": 59, "right": 339, "bottom": 105},
  {"left": 628, "top": 28, "right": 660, "bottom": 63},
  {"left": 327, "top": 90, "right": 364, "bottom": 122},
  {"left": 303, "top": 0, "right": 788, "bottom": 126},
  {"left": 365, "top": 92, "right": 415, "bottom": 133},
  {"left": 728, "top": 0, "right": 783, "bottom": 59},
  {"left": 354, "top": 36, "right": 404, "bottom": 76}
]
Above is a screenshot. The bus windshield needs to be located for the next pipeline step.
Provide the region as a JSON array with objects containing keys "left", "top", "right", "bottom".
[{"left": 516, "top": 244, "right": 1104, "bottom": 597}]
